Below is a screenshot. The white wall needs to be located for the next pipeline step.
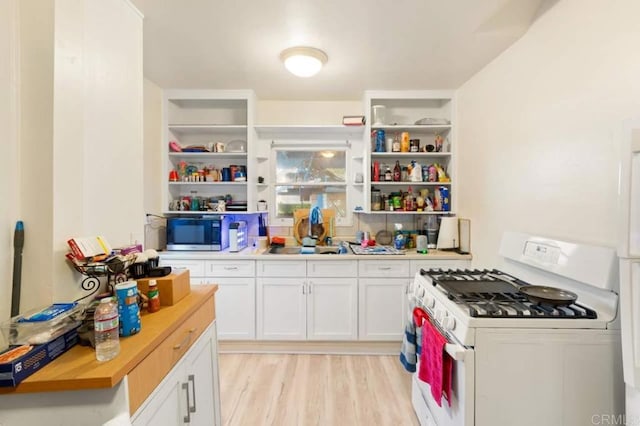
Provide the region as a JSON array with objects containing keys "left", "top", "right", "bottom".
[
  {"left": 0, "top": 0, "right": 19, "bottom": 326},
  {"left": 144, "top": 78, "right": 163, "bottom": 215},
  {"left": 257, "top": 100, "right": 362, "bottom": 125},
  {"left": 456, "top": 0, "right": 640, "bottom": 266}
]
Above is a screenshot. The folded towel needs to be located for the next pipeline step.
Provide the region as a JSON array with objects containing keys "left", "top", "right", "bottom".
[
  {"left": 399, "top": 303, "right": 424, "bottom": 372},
  {"left": 418, "top": 320, "right": 453, "bottom": 407}
]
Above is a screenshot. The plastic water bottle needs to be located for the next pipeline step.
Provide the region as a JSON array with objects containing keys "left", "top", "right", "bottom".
[{"left": 94, "top": 297, "right": 120, "bottom": 361}]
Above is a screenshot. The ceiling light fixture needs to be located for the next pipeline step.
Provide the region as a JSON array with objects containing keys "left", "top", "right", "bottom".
[{"left": 280, "top": 46, "right": 328, "bottom": 78}]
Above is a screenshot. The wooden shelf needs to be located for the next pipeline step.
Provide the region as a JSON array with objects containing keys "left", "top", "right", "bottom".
[
  {"left": 371, "top": 152, "right": 451, "bottom": 158},
  {"left": 255, "top": 125, "right": 365, "bottom": 137},
  {"left": 370, "top": 181, "right": 452, "bottom": 186},
  {"left": 371, "top": 124, "right": 451, "bottom": 132},
  {"left": 168, "top": 181, "right": 247, "bottom": 186},
  {"left": 168, "top": 152, "right": 247, "bottom": 159},
  {"left": 168, "top": 125, "right": 247, "bottom": 135},
  {"left": 355, "top": 210, "right": 454, "bottom": 215}
]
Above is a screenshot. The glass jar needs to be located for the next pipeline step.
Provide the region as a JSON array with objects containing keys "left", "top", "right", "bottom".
[{"left": 371, "top": 189, "right": 382, "bottom": 211}]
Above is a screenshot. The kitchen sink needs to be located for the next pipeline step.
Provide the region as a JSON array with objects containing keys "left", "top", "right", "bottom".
[{"left": 267, "top": 246, "right": 343, "bottom": 255}]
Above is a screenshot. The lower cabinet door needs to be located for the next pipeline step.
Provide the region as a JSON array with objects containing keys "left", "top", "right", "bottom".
[
  {"left": 257, "top": 277, "right": 306, "bottom": 340},
  {"left": 307, "top": 278, "right": 357, "bottom": 340},
  {"left": 359, "top": 278, "right": 410, "bottom": 341},
  {"left": 214, "top": 278, "right": 256, "bottom": 340},
  {"left": 132, "top": 322, "right": 221, "bottom": 426},
  {"left": 185, "top": 322, "right": 221, "bottom": 426},
  {"left": 131, "top": 369, "right": 186, "bottom": 426}
]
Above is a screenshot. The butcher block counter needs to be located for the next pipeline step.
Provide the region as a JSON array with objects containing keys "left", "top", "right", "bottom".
[{"left": 0, "top": 285, "right": 221, "bottom": 426}]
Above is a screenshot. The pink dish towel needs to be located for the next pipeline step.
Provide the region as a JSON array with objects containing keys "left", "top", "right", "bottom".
[{"left": 418, "top": 320, "right": 453, "bottom": 407}]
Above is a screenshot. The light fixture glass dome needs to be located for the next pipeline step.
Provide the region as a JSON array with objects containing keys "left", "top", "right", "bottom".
[{"left": 280, "top": 46, "right": 328, "bottom": 78}]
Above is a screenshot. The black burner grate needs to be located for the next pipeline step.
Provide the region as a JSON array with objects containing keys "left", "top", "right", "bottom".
[{"left": 420, "top": 268, "right": 597, "bottom": 319}]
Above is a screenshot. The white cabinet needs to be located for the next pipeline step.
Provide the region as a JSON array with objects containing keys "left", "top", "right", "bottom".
[
  {"left": 363, "top": 90, "right": 456, "bottom": 216},
  {"left": 132, "top": 322, "right": 221, "bottom": 426},
  {"left": 358, "top": 258, "right": 470, "bottom": 341},
  {"left": 307, "top": 278, "right": 358, "bottom": 340},
  {"left": 359, "top": 278, "right": 411, "bottom": 341},
  {"left": 257, "top": 277, "right": 306, "bottom": 340},
  {"left": 158, "top": 257, "right": 256, "bottom": 339},
  {"left": 205, "top": 260, "right": 256, "bottom": 340},
  {"left": 163, "top": 90, "right": 256, "bottom": 214},
  {"left": 256, "top": 260, "right": 358, "bottom": 340}
]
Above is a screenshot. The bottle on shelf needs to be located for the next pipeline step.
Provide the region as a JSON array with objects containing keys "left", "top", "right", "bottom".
[
  {"left": 94, "top": 297, "right": 120, "bottom": 362},
  {"left": 384, "top": 164, "right": 393, "bottom": 181},
  {"left": 373, "top": 161, "right": 380, "bottom": 182},
  {"left": 147, "top": 279, "right": 160, "bottom": 313},
  {"left": 393, "top": 160, "right": 401, "bottom": 182},
  {"left": 401, "top": 132, "right": 410, "bottom": 153},
  {"left": 392, "top": 133, "right": 401, "bottom": 152}
]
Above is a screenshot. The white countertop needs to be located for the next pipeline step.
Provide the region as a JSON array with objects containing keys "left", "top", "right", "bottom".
[{"left": 158, "top": 247, "right": 472, "bottom": 261}]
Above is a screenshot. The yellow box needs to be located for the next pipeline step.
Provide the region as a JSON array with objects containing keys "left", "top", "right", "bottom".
[{"left": 136, "top": 269, "right": 191, "bottom": 306}]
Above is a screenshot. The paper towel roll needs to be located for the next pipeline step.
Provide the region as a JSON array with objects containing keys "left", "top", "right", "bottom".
[{"left": 436, "top": 217, "right": 459, "bottom": 250}]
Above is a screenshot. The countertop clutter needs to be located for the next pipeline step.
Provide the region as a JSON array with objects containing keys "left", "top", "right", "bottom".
[
  {"left": 0, "top": 285, "right": 217, "bottom": 395},
  {"left": 158, "top": 246, "right": 471, "bottom": 260}
]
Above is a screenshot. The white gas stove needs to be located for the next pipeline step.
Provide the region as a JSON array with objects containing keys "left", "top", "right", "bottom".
[{"left": 409, "top": 232, "right": 624, "bottom": 426}]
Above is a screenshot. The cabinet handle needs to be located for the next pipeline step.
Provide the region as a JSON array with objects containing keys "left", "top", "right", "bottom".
[
  {"left": 173, "top": 328, "right": 195, "bottom": 350},
  {"left": 223, "top": 266, "right": 238, "bottom": 270},
  {"left": 182, "top": 382, "right": 191, "bottom": 423},
  {"left": 302, "top": 284, "right": 306, "bottom": 295},
  {"left": 307, "top": 282, "right": 312, "bottom": 294},
  {"left": 379, "top": 267, "right": 392, "bottom": 270},
  {"left": 188, "top": 374, "right": 197, "bottom": 413}
]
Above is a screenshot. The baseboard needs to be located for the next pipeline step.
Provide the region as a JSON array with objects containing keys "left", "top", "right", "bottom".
[{"left": 218, "top": 340, "right": 400, "bottom": 355}]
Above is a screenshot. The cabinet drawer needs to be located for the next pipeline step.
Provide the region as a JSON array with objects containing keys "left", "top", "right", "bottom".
[
  {"left": 206, "top": 260, "right": 255, "bottom": 277},
  {"left": 159, "top": 258, "right": 205, "bottom": 277},
  {"left": 257, "top": 260, "right": 306, "bottom": 277},
  {"left": 127, "top": 298, "right": 214, "bottom": 415},
  {"left": 307, "top": 260, "right": 358, "bottom": 277},
  {"left": 358, "top": 260, "right": 410, "bottom": 277}
]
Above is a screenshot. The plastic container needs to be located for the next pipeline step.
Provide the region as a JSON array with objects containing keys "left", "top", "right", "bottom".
[
  {"left": 147, "top": 279, "right": 160, "bottom": 313},
  {"left": 1, "top": 303, "right": 84, "bottom": 346},
  {"left": 94, "top": 297, "right": 120, "bottom": 362},
  {"left": 114, "top": 281, "right": 141, "bottom": 337}
]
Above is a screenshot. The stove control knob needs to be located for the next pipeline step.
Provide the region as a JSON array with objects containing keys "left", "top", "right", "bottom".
[
  {"left": 441, "top": 316, "right": 456, "bottom": 331},
  {"left": 422, "top": 294, "right": 435, "bottom": 308},
  {"left": 434, "top": 309, "right": 446, "bottom": 323}
]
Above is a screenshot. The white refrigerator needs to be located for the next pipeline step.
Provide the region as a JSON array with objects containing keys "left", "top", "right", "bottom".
[{"left": 618, "top": 118, "right": 640, "bottom": 420}]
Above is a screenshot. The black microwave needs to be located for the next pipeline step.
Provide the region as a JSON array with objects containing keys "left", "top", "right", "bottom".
[{"left": 166, "top": 217, "right": 230, "bottom": 251}]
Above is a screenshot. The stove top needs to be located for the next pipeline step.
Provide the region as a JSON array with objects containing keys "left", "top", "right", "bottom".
[{"left": 420, "top": 268, "right": 597, "bottom": 319}]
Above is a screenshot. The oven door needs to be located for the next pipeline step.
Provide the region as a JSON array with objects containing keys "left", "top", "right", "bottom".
[{"left": 411, "top": 338, "right": 475, "bottom": 426}]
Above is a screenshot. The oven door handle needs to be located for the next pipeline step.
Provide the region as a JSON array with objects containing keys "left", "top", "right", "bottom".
[{"left": 444, "top": 342, "right": 466, "bottom": 361}]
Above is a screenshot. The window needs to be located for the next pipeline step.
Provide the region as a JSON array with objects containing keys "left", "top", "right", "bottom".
[{"left": 273, "top": 149, "right": 347, "bottom": 221}]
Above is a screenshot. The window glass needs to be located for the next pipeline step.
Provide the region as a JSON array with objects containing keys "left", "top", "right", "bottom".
[{"left": 274, "top": 150, "right": 347, "bottom": 219}]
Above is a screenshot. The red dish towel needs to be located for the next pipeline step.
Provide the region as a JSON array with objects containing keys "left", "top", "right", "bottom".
[{"left": 418, "top": 320, "right": 453, "bottom": 407}]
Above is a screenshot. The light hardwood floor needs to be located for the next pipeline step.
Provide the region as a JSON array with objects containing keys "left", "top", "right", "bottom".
[{"left": 218, "top": 354, "right": 419, "bottom": 426}]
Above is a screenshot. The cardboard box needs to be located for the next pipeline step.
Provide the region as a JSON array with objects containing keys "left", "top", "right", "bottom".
[
  {"left": 0, "top": 326, "right": 79, "bottom": 387},
  {"left": 136, "top": 269, "right": 191, "bottom": 306}
]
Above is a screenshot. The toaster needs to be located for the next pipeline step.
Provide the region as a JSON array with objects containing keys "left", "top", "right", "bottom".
[{"left": 229, "top": 221, "right": 248, "bottom": 252}]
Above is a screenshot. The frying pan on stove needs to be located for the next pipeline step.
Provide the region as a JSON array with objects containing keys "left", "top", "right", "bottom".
[{"left": 519, "top": 285, "right": 578, "bottom": 306}]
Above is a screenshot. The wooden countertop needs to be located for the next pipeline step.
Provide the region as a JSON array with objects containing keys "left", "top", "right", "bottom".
[{"left": 0, "top": 285, "right": 218, "bottom": 395}]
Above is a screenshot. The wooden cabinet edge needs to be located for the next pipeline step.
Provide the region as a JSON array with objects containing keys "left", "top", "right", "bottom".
[{"left": 0, "top": 285, "right": 218, "bottom": 395}]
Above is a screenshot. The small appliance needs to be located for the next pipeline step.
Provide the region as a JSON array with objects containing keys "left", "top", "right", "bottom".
[
  {"left": 229, "top": 221, "right": 248, "bottom": 252},
  {"left": 166, "top": 216, "right": 230, "bottom": 251}
]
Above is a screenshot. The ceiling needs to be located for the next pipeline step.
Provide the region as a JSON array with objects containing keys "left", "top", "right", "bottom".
[{"left": 131, "top": 0, "right": 555, "bottom": 100}]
